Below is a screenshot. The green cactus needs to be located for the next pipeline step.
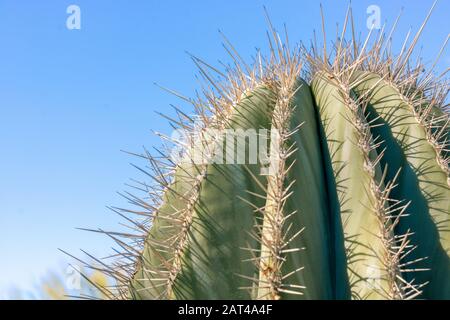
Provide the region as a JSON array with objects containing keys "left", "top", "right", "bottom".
[{"left": 87, "top": 7, "right": 449, "bottom": 300}]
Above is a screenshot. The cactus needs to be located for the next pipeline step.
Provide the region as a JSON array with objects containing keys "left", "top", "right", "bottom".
[{"left": 85, "top": 6, "right": 449, "bottom": 300}]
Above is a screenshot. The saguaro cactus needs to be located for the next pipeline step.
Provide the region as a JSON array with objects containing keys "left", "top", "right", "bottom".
[{"left": 85, "top": 7, "right": 449, "bottom": 300}]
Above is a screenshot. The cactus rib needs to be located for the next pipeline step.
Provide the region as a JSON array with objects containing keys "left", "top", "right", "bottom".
[{"left": 352, "top": 71, "right": 450, "bottom": 299}]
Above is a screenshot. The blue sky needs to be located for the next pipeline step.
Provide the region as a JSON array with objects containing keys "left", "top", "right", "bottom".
[{"left": 0, "top": 0, "right": 448, "bottom": 297}]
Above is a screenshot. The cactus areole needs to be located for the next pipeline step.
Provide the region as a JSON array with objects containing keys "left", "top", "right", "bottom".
[{"left": 87, "top": 7, "right": 449, "bottom": 300}]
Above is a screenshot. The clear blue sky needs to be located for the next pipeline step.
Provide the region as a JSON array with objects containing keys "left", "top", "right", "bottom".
[{"left": 0, "top": 0, "right": 448, "bottom": 297}]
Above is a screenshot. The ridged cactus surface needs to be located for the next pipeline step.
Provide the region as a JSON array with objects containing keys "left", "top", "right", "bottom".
[{"left": 85, "top": 8, "right": 449, "bottom": 300}]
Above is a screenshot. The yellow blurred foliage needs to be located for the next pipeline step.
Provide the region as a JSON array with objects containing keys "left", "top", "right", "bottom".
[{"left": 6, "top": 267, "right": 112, "bottom": 300}]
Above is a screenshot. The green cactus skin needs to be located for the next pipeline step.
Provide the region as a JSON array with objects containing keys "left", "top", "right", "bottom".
[{"left": 88, "top": 6, "right": 449, "bottom": 301}]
